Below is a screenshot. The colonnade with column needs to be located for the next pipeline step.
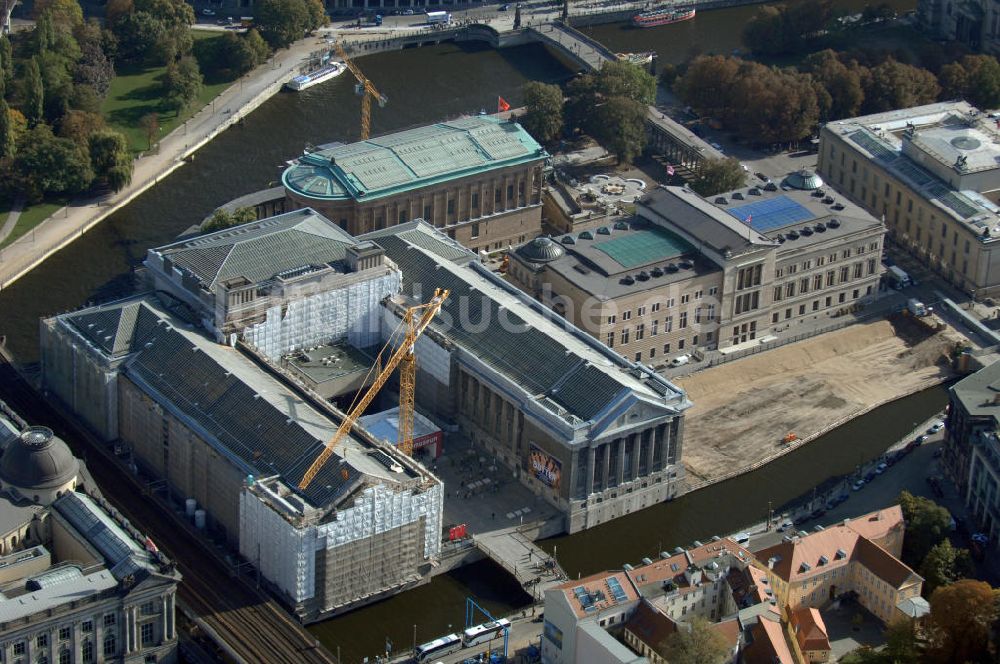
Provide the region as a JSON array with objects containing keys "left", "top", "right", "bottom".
[{"left": 577, "top": 419, "right": 680, "bottom": 500}]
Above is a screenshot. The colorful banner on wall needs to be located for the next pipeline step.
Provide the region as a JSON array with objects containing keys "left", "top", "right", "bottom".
[{"left": 528, "top": 444, "right": 562, "bottom": 490}]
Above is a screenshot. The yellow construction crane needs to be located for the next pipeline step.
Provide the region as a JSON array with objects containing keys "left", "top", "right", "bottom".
[
  {"left": 297, "top": 289, "right": 450, "bottom": 491},
  {"left": 334, "top": 42, "right": 388, "bottom": 140}
]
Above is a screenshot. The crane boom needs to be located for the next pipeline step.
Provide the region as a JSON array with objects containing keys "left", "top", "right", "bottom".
[
  {"left": 334, "top": 42, "right": 387, "bottom": 140},
  {"left": 297, "top": 289, "right": 449, "bottom": 491}
]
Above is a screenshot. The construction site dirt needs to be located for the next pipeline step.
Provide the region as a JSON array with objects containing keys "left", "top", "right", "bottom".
[{"left": 675, "top": 316, "right": 962, "bottom": 484}]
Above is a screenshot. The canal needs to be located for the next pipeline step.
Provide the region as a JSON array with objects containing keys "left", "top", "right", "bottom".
[{"left": 0, "top": 0, "right": 934, "bottom": 661}]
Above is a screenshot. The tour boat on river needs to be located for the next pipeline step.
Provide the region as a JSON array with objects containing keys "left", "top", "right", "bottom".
[
  {"left": 632, "top": 6, "right": 695, "bottom": 28},
  {"left": 285, "top": 63, "right": 346, "bottom": 92}
]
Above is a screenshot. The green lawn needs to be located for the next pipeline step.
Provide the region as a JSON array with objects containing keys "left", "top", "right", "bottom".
[
  {"left": 0, "top": 199, "right": 69, "bottom": 250},
  {"left": 101, "top": 29, "right": 235, "bottom": 153}
]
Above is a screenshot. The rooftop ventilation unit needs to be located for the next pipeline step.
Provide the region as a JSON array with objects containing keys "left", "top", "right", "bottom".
[
  {"left": 776, "top": 235, "right": 786, "bottom": 244},
  {"left": 579, "top": 231, "right": 595, "bottom": 240},
  {"left": 732, "top": 192, "right": 745, "bottom": 200},
  {"left": 764, "top": 182, "right": 778, "bottom": 191},
  {"left": 614, "top": 221, "right": 630, "bottom": 230},
  {"left": 832, "top": 203, "right": 845, "bottom": 211},
  {"left": 814, "top": 222, "right": 826, "bottom": 232},
  {"left": 641, "top": 557, "right": 653, "bottom": 565},
  {"left": 673, "top": 547, "right": 684, "bottom": 554},
  {"left": 818, "top": 555, "right": 829, "bottom": 565},
  {"left": 637, "top": 271, "right": 650, "bottom": 281},
  {"left": 800, "top": 227, "right": 814, "bottom": 236},
  {"left": 561, "top": 235, "right": 576, "bottom": 244},
  {"left": 679, "top": 260, "right": 693, "bottom": 270},
  {"left": 823, "top": 196, "right": 834, "bottom": 204},
  {"left": 786, "top": 231, "right": 800, "bottom": 240},
  {"left": 748, "top": 188, "right": 761, "bottom": 196},
  {"left": 651, "top": 267, "right": 664, "bottom": 277},
  {"left": 692, "top": 540, "right": 703, "bottom": 547},
  {"left": 660, "top": 551, "right": 670, "bottom": 559},
  {"left": 666, "top": 263, "right": 679, "bottom": 273},
  {"left": 597, "top": 226, "right": 611, "bottom": 235},
  {"left": 827, "top": 218, "right": 841, "bottom": 229},
  {"left": 622, "top": 275, "right": 635, "bottom": 285},
  {"left": 715, "top": 196, "right": 728, "bottom": 204},
  {"left": 623, "top": 563, "right": 634, "bottom": 571}
]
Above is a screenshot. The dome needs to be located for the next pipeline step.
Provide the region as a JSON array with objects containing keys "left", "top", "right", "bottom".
[
  {"left": 517, "top": 236, "right": 566, "bottom": 262},
  {"left": 785, "top": 168, "right": 824, "bottom": 190},
  {"left": 0, "top": 427, "right": 79, "bottom": 491}
]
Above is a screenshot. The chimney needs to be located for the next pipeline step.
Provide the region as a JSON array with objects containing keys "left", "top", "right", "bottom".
[{"left": 767, "top": 557, "right": 776, "bottom": 570}]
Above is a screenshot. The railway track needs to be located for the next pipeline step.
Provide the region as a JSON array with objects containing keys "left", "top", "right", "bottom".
[{"left": 0, "top": 355, "right": 335, "bottom": 664}]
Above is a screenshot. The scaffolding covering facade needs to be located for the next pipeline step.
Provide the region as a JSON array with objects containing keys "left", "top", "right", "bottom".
[
  {"left": 238, "top": 480, "right": 443, "bottom": 610},
  {"left": 243, "top": 271, "right": 401, "bottom": 360}
]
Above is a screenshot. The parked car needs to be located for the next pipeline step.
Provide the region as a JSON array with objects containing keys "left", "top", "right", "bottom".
[
  {"left": 810, "top": 508, "right": 826, "bottom": 520},
  {"left": 202, "top": 7, "right": 215, "bottom": 15},
  {"left": 875, "top": 462, "right": 888, "bottom": 474},
  {"left": 776, "top": 519, "right": 794, "bottom": 532},
  {"left": 499, "top": 3, "right": 510, "bottom": 9},
  {"left": 670, "top": 354, "right": 691, "bottom": 367},
  {"left": 733, "top": 532, "right": 750, "bottom": 545},
  {"left": 864, "top": 471, "right": 876, "bottom": 483},
  {"left": 852, "top": 480, "right": 865, "bottom": 491},
  {"left": 929, "top": 420, "right": 944, "bottom": 433},
  {"left": 402, "top": 7, "right": 415, "bottom": 13},
  {"left": 917, "top": 434, "right": 928, "bottom": 444}
]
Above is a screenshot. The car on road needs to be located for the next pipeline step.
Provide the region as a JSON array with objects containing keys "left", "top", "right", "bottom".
[
  {"left": 810, "top": 508, "right": 826, "bottom": 520},
  {"left": 917, "top": 434, "right": 928, "bottom": 444},
  {"left": 402, "top": 8, "right": 415, "bottom": 13},
  {"left": 755, "top": 172, "right": 770, "bottom": 182},
  {"left": 929, "top": 420, "right": 944, "bottom": 433},
  {"left": 202, "top": 7, "right": 215, "bottom": 14},
  {"left": 875, "top": 462, "right": 888, "bottom": 474},
  {"left": 733, "top": 532, "right": 750, "bottom": 545},
  {"left": 852, "top": 480, "right": 865, "bottom": 491},
  {"left": 710, "top": 141, "right": 724, "bottom": 152},
  {"left": 776, "top": 519, "right": 794, "bottom": 532},
  {"left": 864, "top": 471, "right": 876, "bottom": 483}
]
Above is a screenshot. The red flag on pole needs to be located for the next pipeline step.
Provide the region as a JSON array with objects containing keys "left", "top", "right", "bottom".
[
  {"left": 745, "top": 213, "right": 752, "bottom": 225},
  {"left": 666, "top": 164, "right": 675, "bottom": 177},
  {"left": 498, "top": 97, "right": 511, "bottom": 113}
]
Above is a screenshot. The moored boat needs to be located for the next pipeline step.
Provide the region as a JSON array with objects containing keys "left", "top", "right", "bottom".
[
  {"left": 632, "top": 6, "right": 695, "bottom": 28},
  {"left": 285, "top": 63, "right": 346, "bottom": 92},
  {"left": 617, "top": 51, "right": 655, "bottom": 66}
]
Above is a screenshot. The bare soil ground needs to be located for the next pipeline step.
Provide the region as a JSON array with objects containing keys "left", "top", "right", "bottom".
[{"left": 673, "top": 317, "right": 962, "bottom": 482}]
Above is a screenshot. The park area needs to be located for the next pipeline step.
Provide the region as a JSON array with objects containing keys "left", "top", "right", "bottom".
[
  {"left": 101, "top": 30, "right": 235, "bottom": 153},
  {"left": 674, "top": 317, "right": 962, "bottom": 483}
]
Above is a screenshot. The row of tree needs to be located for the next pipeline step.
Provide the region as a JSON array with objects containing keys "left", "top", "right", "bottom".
[
  {"left": 521, "top": 60, "right": 656, "bottom": 163},
  {"left": 742, "top": 0, "right": 898, "bottom": 57},
  {"left": 672, "top": 49, "right": 973, "bottom": 145},
  {"left": 252, "top": 0, "right": 328, "bottom": 49}
]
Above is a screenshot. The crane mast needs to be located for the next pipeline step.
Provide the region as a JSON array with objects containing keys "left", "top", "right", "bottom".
[
  {"left": 297, "top": 289, "right": 449, "bottom": 491},
  {"left": 334, "top": 42, "right": 387, "bottom": 140}
]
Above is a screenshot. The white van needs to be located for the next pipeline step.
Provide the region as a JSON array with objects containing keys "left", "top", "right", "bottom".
[{"left": 670, "top": 354, "right": 691, "bottom": 367}]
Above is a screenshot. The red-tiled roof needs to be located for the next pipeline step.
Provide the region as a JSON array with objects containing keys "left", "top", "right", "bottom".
[
  {"left": 711, "top": 618, "right": 741, "bottom": 650},
  {"left": 791, "top": 607, "right": 830, "bottom": 653},
  {"left": 554, "top": 570, "right": 640, "bottom": 618},
  {"left": 843, "top": 505, "right": 903, "bottom": 542},
  {"left": 743, "top": 616, "right": 794, "bottom": 664},
  {"left": 623, "top": 599, "right": 678, "bottom": 651}
]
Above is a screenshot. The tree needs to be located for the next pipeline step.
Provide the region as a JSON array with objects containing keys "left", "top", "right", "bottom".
[
  {"left": 863, "top": 58, "right": 940, "bottom": 114},
  {"left": 925, "top": 580, "right": 999, "bottom": 664},
  {"left": 920, "top": 540, "right": 973, "bottom": 595},
  {"left": 882, "top": 618, "right": 919, "bottom": 663},
  {"left": 673, "top": 55, "right": 741, "bottom": 120},
  {"left": 595, "top": 96, "right": 647, "bottom": 164},
  {"left": 563, "top": 73, "right": 598, "bottom": 135},
  {"left": 13, "top": 124, "right": 93, "bottom": 200},
  {"left": 303, "top": 0, "right": 327, "bottom": 30},
  {"left": 0, "top": 99, "right": 15, "bottom": 159},
  {"left": 140, "top": 112, "right": 159, "bottom": 150},
  {"left": 253, "top": 0, "right": 310, "bottom": 49},
  {"left": 898, "top": 491, "right": 952, "bottom": 567},
  {"left": 34, "top": 11, "right": 57, "bottom": 54},
  {"left": 521, "top": 81, "right": 563, "bottom": 144},
  {"left": 88, "top": 129, "right": 133, "bottom": 191},
  {"left": 74, "top": 30, "right": 115, "bottom": 99},
  {"left": 937, "top": 55, "right": 1000, "bottom": 109},
  {"left": 59, "top": 109, "right": 105, "bottom": 146},
  {"left": 23, "top": 58, "right": 46, "bottom": 125},
  {"left": 0, "top": 35, "right": 11, "bottom": 91},
  {"left": 164, "top": 56, "right": 202, "bottom": 113},
  {"left": 742, "top": 1, "right": 834, "bottom": 56},
  {"left": 203, "top": 206, "right": 257, "bottom": 232},
  {"left": 659, "top": 617, "right": 730, "bottom": 664},
  {"left": 105, "top": 0, "right": 134, "bottom": 26},
  {"left": 690, "top": 157, "right": 745, "bottom": 197},
  {"left": 596, "top": 59, "right": 656, "bottom": 105},
  {"left": 658, "top": 63, "right": 678, "bottom": 88},
  {"left": 803, "top": 50, "right": 865, "bottom": 120},
  {"left": 33, "top": 0, "right": 84, "bottom": 30},
  {"left": 112, "top": 11, "right": 166, "bottom": 64}
]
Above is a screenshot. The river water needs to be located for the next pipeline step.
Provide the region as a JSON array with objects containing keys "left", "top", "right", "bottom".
[{"left": 0, "top": 1, "right": 937, "bottom": 662}]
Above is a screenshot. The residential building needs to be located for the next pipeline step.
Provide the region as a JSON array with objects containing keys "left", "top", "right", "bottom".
[
  {"left": 917, "top": 0, "right": 1000, "bottom": 53},
  {"left": 282, "top": 117, "right": 548, "bottom": 253},
  {"left": 509, "top": 180, "right": 885, "bottom": 366},
  {"left": 818, "top": 101, "right": 1000, "bottom": 296},
  {"left": 754, "top": 506, "right": 924, "bottom": 625},
  {"left": 0, "top": 405, "right": 180, "bottom": 664},
  {"left": 946, "top": 361, "right": 1000, "bottom": 550},
  {"left": 789, "top": 607, "right": 831, "bottom": 663},
  {"left": 945, "top": 359, "right": 1000, "bottom": 493},
  {"left": 742, "top": 613, "right": 795, "bottom": 664},
  {"left": 541, "top": 537, "right": 757, "bottom": 664}
]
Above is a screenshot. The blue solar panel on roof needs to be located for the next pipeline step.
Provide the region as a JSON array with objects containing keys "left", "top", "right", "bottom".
[
  {"left": 726, "top": 196, "right": 814, "bottom": 233},
  {"left": 607, "top": 577, "right": 628, "bottom": 602}
]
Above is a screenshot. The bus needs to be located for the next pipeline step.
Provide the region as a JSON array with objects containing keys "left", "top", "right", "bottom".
[
  {"left": 426, "top": 10, "right": 452, "bottom": 24},
  {"left": 462, "top": 618, "right": 511, "bottom": 647},
  {"left": 414, "top": 633, "right": 461, "bottom": 662}
]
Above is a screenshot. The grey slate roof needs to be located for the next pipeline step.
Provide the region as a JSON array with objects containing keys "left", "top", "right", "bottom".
[
  {"left": 63, "top": 298, "right": 168, "bottom": 359},
  {"left": 950, "top": 360, "right": 1000, "bottom": 421},
  {"left": 638, "top": 186, "right": 774, "bottom": 257},
  {"left": 151, "top": 208, "right": 357, "bottom": 290},
  {"left": 119, "top": 317, "right": 363, "bottom": 507},
  {"left": 364, "top": 223, "right": 684, "bottom": 424}
]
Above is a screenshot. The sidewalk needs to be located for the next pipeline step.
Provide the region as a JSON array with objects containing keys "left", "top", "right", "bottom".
[{"left": 0, "top": 35, "right": 323, "bottom": 292}]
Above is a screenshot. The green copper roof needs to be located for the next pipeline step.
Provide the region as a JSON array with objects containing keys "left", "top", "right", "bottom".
[
  {"left": 282, "top": 116, "right": 547, "bottom": 202},
  {"left": 593, "top": 228, "right": 693, "bottom": 269}
]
